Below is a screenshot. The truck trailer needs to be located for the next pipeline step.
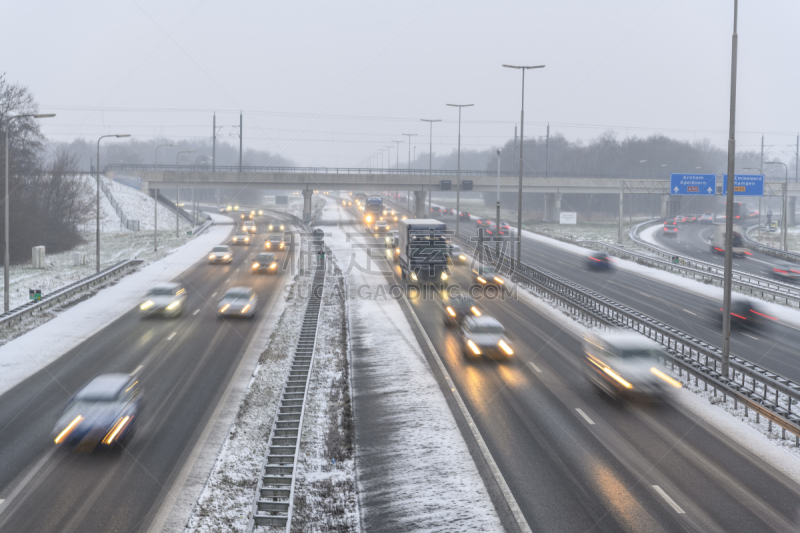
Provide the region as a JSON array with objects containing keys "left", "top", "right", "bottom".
[{"left": 397, "top": 219, "right": 450, "bottom": 286}]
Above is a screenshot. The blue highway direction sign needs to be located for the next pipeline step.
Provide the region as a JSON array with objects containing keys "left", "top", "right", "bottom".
[
  {"left": 722, "top": 174, "right": 764, "bottom": 196},
  {"left": 670, "top": 173, "right": 716, "bottom": 195}
]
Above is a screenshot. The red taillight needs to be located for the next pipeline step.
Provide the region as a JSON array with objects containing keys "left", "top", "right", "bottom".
[
  {"left": 735, "top": 215, "right": 740, "bottom": 218},
  {"left": 775, "top": 269, "right": 789, "bottom": 274},
  {"left": 714, "top": 247, "right": 724, "bottom": 252},
  {"left": 589, "top": 256, "right": 601, "bottom": 262},
  {"left": 730, "top": 312, "right": 747, "bottom": 320},
  {"left": 750, "top": 309, "right": 778, "bottom": 321},
  {"left": 743, "top": 251, "right": 752, "bottom": 255}
]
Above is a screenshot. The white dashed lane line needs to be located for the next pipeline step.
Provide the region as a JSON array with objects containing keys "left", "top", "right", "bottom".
[
  {"left": 167, "top": 332, "right": 177, "bottom": 341},
  {"left": 652, "top": 485, "right": 685, "bottom": 514},
  {"left": 743, "top": 333, "right": 759, "bottom": 340},
  {"left": 683, "top": 309, "right": 697, "bottom": 316},
  {"left": 575, "top": 408, "right": 595, "bottom": 425},
  {"left": 211, "top": 292, "right": 217, "bottom": 297},
  {"left": 529, "top": 362, "right": 542, "bottom": 373},
  {"left": 192, "top": 309, "right": 200, "bottom": 316}
]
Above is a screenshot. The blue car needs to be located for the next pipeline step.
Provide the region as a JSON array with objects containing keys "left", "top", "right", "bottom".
[
  {"left": 587, "top": 252, "right": 612, "bottom": 271},
  {"left": 52, "top": 373, "right": 142, "bottom": 451}
]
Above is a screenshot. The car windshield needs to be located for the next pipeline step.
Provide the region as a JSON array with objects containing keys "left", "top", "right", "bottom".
[
  {"left": 269, "top": 236, "right": 283, "bottom": 242},
  {"left": 619, "top": 348, "right": 658, "bottom": 359},
  {"left": 256, "top": 254, "right": 274, "bottom": 262},
  {"left": 148, "top": 287, "right": 177, "bottom": 296},
  {"left": 472, "top": 324, "right": 504, "bottom": 335},
  {"left": 226, "top": 290, "right": 252, "bottom": 299},
  {"left": 212, "top": 246, "right": 228, "bottom": 252},
  {"left": 478, "top": 266, "right": 497, "bottom": 275}
]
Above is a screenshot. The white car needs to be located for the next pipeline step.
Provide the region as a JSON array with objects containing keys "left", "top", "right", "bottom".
[
  {"left": 699, "top": 213, "right": 714, "bottom": 224},
  {"left": 218, "top": 287, "right": 258, "bottom": 318},
  {"left": 243, "top": 221, "right": 257, "bottom": 234},
  {"left": 208, "top": 245, "right": 233, "bottom": 264},
  {"left": 460, "top": 315, "right": 514, "bottom": 360},
  {"left": 140, "top": 282, "right": 187, "bottom": 317}
]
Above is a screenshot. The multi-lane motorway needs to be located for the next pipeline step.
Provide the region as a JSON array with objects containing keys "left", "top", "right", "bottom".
[
  {"left": 0, "top": 215, "right": 295, "bottom": 533},
  {"left": 355, "top": 198, "right": 800, "bottom": 532}
]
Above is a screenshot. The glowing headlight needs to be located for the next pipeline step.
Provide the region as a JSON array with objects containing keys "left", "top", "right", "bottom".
[
  {"left": 446, "top": 306, "right": 456, "bottom": 317},
  {"left": 223, "top": 254, "right": 231, "bottom": 259},
  {"left": 470, "top": 306, "right": 481, "bottom": 316},
  {"left": 651, "top": 367, "right": 682, "bottom": 388},
  {"left": 467, "top": 340, "right": 482, "bottom": 355},
  {"left": 270, "top": 263, "right": 277, "bottom": 269},
  {"left": 603, "top": 367, "right": 633, "bottom": 389},
  {"left": 102, "top": 415, "right": 132, "bottom": 445},
  {"left": 269, "top": 225, "right": 273, "bottom": 230},
  {"left": 280, "top": 242, "right": 285, "bottom": 248},
  {"left": 54, "top": 415, "right": 84, "bottom": 444},
  {"left": 386, "top": 225, "right": 390, "bottom": 230},
  {"left": 220, "top": 304, "right": 230, "bottom": 313},
  {"left": 252, "top": 263, "right": 260, "bottom": 269},
  {"left": 498, "top": 340, "right": 514, "bottom": 355},
  {"left": 280, "top": 225, "right": 284, "bottom": 230},
  {"left": 209, "top": 254, "right": 216, "bottom": 259},
  {"left": 386, "top": 237, "right": 391, "bottom": 243},
  {"left": 366, "top": 215, "right": 373, "bottom": 223},
  {"left": 232, "top": 237, "right": 238, "bottom": 241},
  {"left": 411, "top": 272, "right": 418, "bottom": 281},
  {"left": 140, "top": 300, "right": 154, "bottom": 310},
  {"left": 266, "top": 243, "right": 271, "bottom": 248},
  {"left": 244, "top": 237, "right": 250, "bottom": 242},
  {"left": 459, "top": 254, "right": 466, "bottom": 261},
  {"left": 241, "top": 304, "right": 251, "bottom": 313},
  {"left": 477, "top": 276, "right": 487, "bottom": 284},
  {"left": 441, "top": 271, "right": 448, "bottom": 280},
  {"left": 395, "top": 247, "right": 400, "bottom": 254},
  {"left": 494, "top": 277, "right": 504, "bottom": 284},
  {"left": 166, "top": 301, "right": 181, "bottom": 311}
]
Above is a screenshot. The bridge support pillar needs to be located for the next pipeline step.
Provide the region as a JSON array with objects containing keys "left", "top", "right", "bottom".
[
  {"left": 789, "top": 196, "right": 797, "bottom": 226},
  {"left": 302, "top": 190, "right": 314, "bottom": 223},
  {"left": 413, "top": 190, "right": 427, "bottom": 218},
  {"left": 660, "top": 195, "right": 680, "bottom": 218},
  {"left": 544, "top": 193, "right": 562, "bottom": 222}
]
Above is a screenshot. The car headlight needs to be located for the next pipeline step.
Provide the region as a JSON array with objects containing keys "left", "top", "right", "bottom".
[
  {"left": 467, "top": 339, "right": 482, "bottom": 355},
  {"left": 477, "top": 276, "right": 487, "bottom": 284},
  {"left": 470, "top": 306, "right": 481, "bottom": 316},
  {"left": 266, "top": 243, "right": 271, "bottom": 248},
  {"left": 441, "top": 271, "right": 448, "bottom": 280},
  {"left": 280, "top": 225, "right": 284, "bottom": 230},
  {"left": 140, "top": 300, "right": 154, "bottom": 310},
  {"left": 252, "top": 263, "right": 260, "bottom": 268},
  {"left": 233, "top": 237, "right": 238, "bottom": 241},
  {"left": 498, "top": 339, "right": 514, "bottom": 355},
  {"left": 494, "top": 277, "right": 504, "bottom": 284},
  {"left": 224, "top": 254, "right": 231, "bottom": 259},
  {"left": 166, "top": 301, "right": 181, "bottom": 311},
  {"left": 459, "top": 254, "right": 466, "bottom": 261},
  {"left": 220, "top": 304, "right": 230, "bottom": 313},
  {"left": 269, "top": 225, "right": 273, "bottom": 230},
  {"left": 209, "top": 254, "right": 216, "bottom": 259},
  {"left": 270, "top": 263, "right": 277, "bottom": 269},
  {"left": 366, "top": 215, "right": 373, "bottom": 223},
  {"left": 651, "top": 367, "right": 682, "bottom": 388},
  {"left": 280, "top": 242, "right": 285, "bottom": 248},
  {"left": 241, "top": 304, "right": 251, "bottom": 313},
  {"left": 446, "top": 306, "right": 456, "bottom": 317},
  {"left": 411, "top": 272, "right": 418, "bottom": 281},
  {"left": 54, "top": 415, "right": 84, "bottom": 444}
]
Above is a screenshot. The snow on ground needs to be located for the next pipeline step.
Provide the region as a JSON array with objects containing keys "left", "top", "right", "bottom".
[
  {"left": 103, "top": 176, "right": 196, "bottom": 231},
  {"left": 184, "top": 273, "right": 306, "bottom": 533},
  {"left": 325, "top": 199, "right": 504, "bottom": 532},
  {"left": 0, "top": 215, "right": 232, "bottom": 397}
]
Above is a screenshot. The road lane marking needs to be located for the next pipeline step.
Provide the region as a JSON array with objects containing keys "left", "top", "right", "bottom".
[
  {"left": 652, "top": 485, "right": 685, "bottom": 514},
  {"left": 743, "top": 333, "right": 759, "bottom": 340},
  {"left": 167, "top": 332, "right": 177, "bottom": 341},
  {"left": 683, "top": 309, "right": 697, "bottom": 316},
  {"left": 529, "top": 362, "right": 542, "bottom": 373},
  {"left": 192, "top": 309, "right": 200, "bottom": 316},
  {"left": 575, "top": 408, "right": 595, "bottom": 425},
  {"left": 211, "top": 292, "right": 217, "bottom": 297},
  {"left": 131, "top": 365, "right": 143, "bottom": 376}
]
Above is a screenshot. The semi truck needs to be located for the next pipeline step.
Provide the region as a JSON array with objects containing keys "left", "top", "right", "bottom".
[
  {"left": 397, "top": 219, "right": 450, "bottom": 286},
  {"left": 711, "top": 223, "right": 746, "bottom": 258},
  {"left": 364, "top": 197, "right": 384, "bottom": 225}
]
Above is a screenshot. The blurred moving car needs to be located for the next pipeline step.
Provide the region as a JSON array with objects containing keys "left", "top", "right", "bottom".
[
  {"left": 443, "top": 294, "right": 481, "bottom": 326},
  {"left": 485, "top": 221, "right": 512, "bottom": 240},
  {"left": 769, "top": 261, "right": 800, "bottom": 282},
  {"left": 231, "top": 232, "right": 251, "bottom": 246},
  {"left": 265, "top": 234, "right": 286, "bottom": 251},
  {"left": 217, "top": 287, "right": 258, "bottom": 318},
  {"left": 699, "top": 212, "right": 714, "bottom": 223},
  {"left": 460, "top": 316, "right": 514, "bottom": 360},
  {"left": 139, "top": 282, "right": 187, "bottom": 317},
  {"left": 583, "top": 331, "right": 680, "bottom": 401},
  {"left": 448, "top": 244, "right": 467, "bottom": 265},
  {"left": 258, "top": 209, "right": 264, "bottom": 215},
  {"left": 385, "top": 230, "right": 400, "bottom": 248},
  {"left": 715, "top": 296, "right": 776, "bottom": 331},
  {"left": 268, "top": 220, "right": 285, "bottom": 232},
  {"left": 248, "top": 210, "right": 256, "bottom": 219},
  {"left": 252, "top": 252, "right": 278, "bottom": 274},
  {"left": 472, "top": 264, "right": 507, "bottom": 287},
  {"left": 587, "top": 251, "right": 612, "bottom": 271},
  {"left": 243, "top": 221, "right": 257, "bottom": 234},
  {"left": 208, "top": 245, "right": 233, "bottom": 264},
  {"left": 371, "top": 220, "right": 390, "bottom": 234},
  {"left": 662, "top": 221, "right": 678, "bottom": 238},
  {"left": 458, "top": 211, "right": 472, "bottom": 222},
  {"left": 52, "top": 373, "right": 142, "bottom": 450},
  {"left": 685, "top": 214, "right": 698, "bottom": 223},
  {"left": 475, "top": 218, "right": 491, "bottom": 228}
]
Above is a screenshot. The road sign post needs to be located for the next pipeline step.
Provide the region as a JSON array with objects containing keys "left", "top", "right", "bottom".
[{"left": 669, "top": 173, "right": 717, "bottom": 196}]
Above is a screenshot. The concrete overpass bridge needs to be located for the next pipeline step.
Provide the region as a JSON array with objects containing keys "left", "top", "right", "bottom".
[{"left": 105, "top": 165, "right": 799, "bottom": 222}]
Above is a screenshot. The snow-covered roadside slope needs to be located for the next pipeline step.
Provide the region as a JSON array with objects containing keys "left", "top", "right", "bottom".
[
  {"left": 0, "top": 214, "right": 232, "bottom": 397},
  {"left": 325, "top": 200, "right": 503, "bottom": 532}
]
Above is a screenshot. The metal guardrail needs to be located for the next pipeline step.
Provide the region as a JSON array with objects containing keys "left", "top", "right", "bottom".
[
  {"left": 249, "top": 247, "right": 326, "bottom": 530},
  {"left": 742, "top": 225, "right": 800, "bottom": 264},
  {"left": 454, "top": 233, "right": 800, "bottom": 445},
  {"left": 0, "top": 259, "right": 144, "bottom": 328}
]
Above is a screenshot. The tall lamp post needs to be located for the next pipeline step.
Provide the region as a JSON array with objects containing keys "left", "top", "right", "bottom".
[
  {"left": 765, "top": 161, "right": 789, "bottom": 251},
  {"left": 176, "top": 150, "right": 197, "bottom": 236},
  {"left": 4, "top": 113, "right": 55, "bottom": 311},
  {"left": 402, "top": 133, "right": 417, "bottom": 214},
  {"left": 496, "top": 148, "right": 501, "bottom": 256},
  {"left": 446, "top": 104, "right": 473, "bottom": 236},
  {"left": 503, "top": 63, "right": 545, "bottom": 266},
  {"left": 97, "top": 134, "right": 130, "bottom": 272},
  {"left": 154, "top": 143, "right": 176, "bottom": 251},
  {"left": 421, "top": 119, "right": 441, "bottom": 216}
]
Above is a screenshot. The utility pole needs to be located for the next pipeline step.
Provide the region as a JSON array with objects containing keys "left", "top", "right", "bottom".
[
  {"left": 402, "top": 133, "right": 417, "bottom": 214},
  {"left": 545, "top": 123, "right": 550, "bottom": 177},
  {"left": 421, "top": 119, "right": 441, "bottom": 217},
  {"left": 796, "top": 134, "right": 799, "bottom": 182},
  {"left": 721, "top": 0, "right": 739, "bottom": 380},
  {"left": 212, "top": 113, "right": 216, "bottom": 171},
  {"left": 239, "top": 112, "right": 243, "bottom": 172},
  {"left": 446, "top": 104, "right": 473, "bottom": 236},
  {"left": 392, "top": 140, "right": 404, "bottom": 170}
]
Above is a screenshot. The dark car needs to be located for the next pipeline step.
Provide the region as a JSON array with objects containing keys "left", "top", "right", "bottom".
[
  {"left": 768, "top": 261, "right": 800, "bottom": 283},
  {"left": 252, "top": 252, "right": 278, "bottom": 274},
  {"left": 472, "top": 264, "right": 507, "bottom": 287},
  {"left": 268, "top": 220, "right": 285, "bottom": 232},
  {"left": 715, "top": 297, "right": 776, "bottom": 331},
  {"left": 662, "top": 221, "right": 678, "bottom": 238},
  {"left": 443, "top": 294, "right": 481, "bottom": 326},
  {"left": 458, "top": 212, "right": 472, "bottom": 222},
  {"left": 587, "top": 251, "right": 612, "bottom": 270},
  {"left": 485, "top": 221, "right": 512, "bottom": 241},
  {"left": 265, "top": 234, "right": 286, "bottom": 251},
  {"left": 475, "top": 218, "right": 491, "bottom": 228},
  {"left": 52, "top": 374, "right": 142, "bottom": 450}
]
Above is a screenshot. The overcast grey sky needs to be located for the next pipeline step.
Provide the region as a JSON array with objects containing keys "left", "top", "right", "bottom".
[{"left": 4, "top": 0, "right": 800, "bottom": 167}]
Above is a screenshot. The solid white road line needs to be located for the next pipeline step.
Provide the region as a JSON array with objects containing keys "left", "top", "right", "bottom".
[
  {"left": 575, "top": 408, "right": 595, "bottom": 425},
  {"left": 131, "top": 364, "right": 143, "bottom": 376},
  {"left": 167, "top": 332, "right": 177, "bottom": 341},
  {"left": 652, "top": 485, "right": 685, "bottom": 514},
  {"left": 743, "top": 333, "right": 759, "bottom": 340},
  {"left": 529, "top": 362, "right": 542, "bottom": 373},
  {"left": 192, "top": 309, "right": 200, "bottom": 316},
  {"left": 683, "top": 309, "right": 697, "bottom": 316}
]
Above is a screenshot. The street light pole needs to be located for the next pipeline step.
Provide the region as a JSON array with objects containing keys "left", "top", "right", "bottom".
[
  {"left": 496, "top": 149, "right": 501, "bottom": 256},
  {"left": 721, "top": 0, "right": 739, "bottom": 379},
  {"left": 4, "top": 113, "right": 55, "bottom": 311},
  {"left": 176, "top": 150, "right": 197, "bottom": 237},
  {"left": 392, "top": 140, "right": 404, "bottom": 170},
  {"left": 154, "top": 143, "right": 175, "bottom": 251},
  {"left": 446, "top": 104, "right": 474, "bottom": 236},
  {"left": 97, "top": 133, "right": 130, "bottom": 272},
  {"left": 402, "top": 133, "right": 417, "bottom": 214},
  {"left": 765, "top": 161, "right": 789, "bottom": 251},
  {"left": 421, "top": 119, "right": 441, "bottom": 218},
  {"left": 503, "top": 63, "right": 545, "bottom": 267}
]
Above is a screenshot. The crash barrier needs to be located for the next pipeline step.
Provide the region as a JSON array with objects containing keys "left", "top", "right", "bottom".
[
  {"left": 248, "top": 245, "right": 327, "bottom": 530},
  {"left": 0, "top": 259, "right": 144, "bottom": 328},
  {"left": 453, "top": 232, "right": 800, "bottom": 446},
  {"left": 743, "top": 225, "right": 800, "bottom": 264}
]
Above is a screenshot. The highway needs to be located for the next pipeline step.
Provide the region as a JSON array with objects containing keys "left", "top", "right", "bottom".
[
  {"left": 344, "top": 200, "right": 800, "bottom": 532},
  {"left": 0, "top": 214, "right": 295, "bottom": 533}
]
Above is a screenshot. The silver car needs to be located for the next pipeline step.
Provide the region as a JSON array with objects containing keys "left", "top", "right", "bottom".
[
  {"left": 208, "top": 245, "right": 233, "bottom": 264},
  {"left": 52, "top": 373, "right": 142, "bottom": 450},
  {"left": 460, "top": 315, "right": 514, "bottom": 360},
  {"left": 217, "top": 287, "right": 258, "bottom": 318},
  {"left": 139, "top": 282, "right": 187, "bottom": 317}
]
